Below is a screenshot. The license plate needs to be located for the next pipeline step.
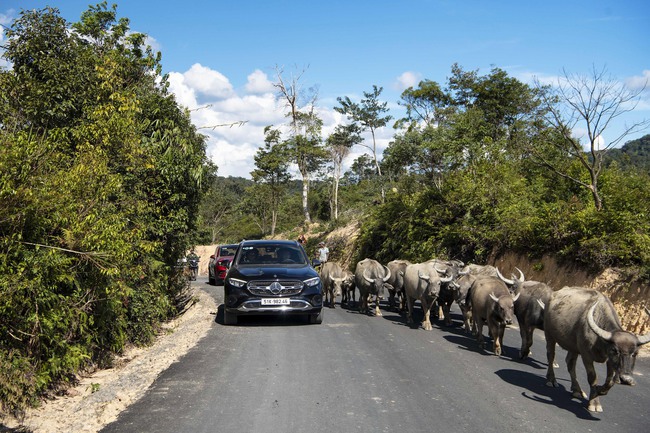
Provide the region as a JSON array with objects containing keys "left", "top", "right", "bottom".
[{"left": 261, "top": 298, "right": 290, "bottom": 305}]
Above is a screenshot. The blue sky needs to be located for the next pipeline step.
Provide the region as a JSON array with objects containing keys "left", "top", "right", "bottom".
[{"left": 2, "top": 0, "right": 649, "bottom": 177}]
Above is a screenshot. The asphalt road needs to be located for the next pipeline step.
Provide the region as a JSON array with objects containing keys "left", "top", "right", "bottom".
[{"left": 101, "top": 277, "right": 650, "bottom": 433}]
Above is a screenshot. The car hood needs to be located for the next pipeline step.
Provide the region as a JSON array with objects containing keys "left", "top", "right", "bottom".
[{"left": 234, "top": 265, "right": 318, "bottom": 280}]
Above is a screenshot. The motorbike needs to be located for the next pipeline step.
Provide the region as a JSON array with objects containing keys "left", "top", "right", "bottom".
[{"left": 187, "top": 256, "right": 200, "bottom": 281}]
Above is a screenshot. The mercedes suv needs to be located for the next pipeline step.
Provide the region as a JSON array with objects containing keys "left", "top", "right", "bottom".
[{"left": 223, "top": 240, "right": 323, "bottom": 325}]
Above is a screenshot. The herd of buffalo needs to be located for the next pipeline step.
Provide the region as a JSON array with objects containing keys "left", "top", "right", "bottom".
[{"left": 319, "top": 258, "right": 650, "bottom": 413}]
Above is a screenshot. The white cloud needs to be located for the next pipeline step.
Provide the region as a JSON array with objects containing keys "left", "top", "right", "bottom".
[
  {"left": 625, "top": 70, "right": 650, "bottom": 91},
  {"left": 167, "top": 64, "right": 397, "bottom": 178},
  {"left": 394, "top": 71, "right": 422, "bottom": 92},
  {"left": 167, "top": 71, "right": 198, "bottom": 109},
  {"left": 245, "top": 69, "right": 275, "bottom": 94},
  {"left": 183, "top": 63, "right": 234, "bottom": 100}
]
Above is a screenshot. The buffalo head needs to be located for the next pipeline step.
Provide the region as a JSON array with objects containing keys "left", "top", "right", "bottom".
[{"left": 587, "top": 302, "right": 650, "bottom": 385}]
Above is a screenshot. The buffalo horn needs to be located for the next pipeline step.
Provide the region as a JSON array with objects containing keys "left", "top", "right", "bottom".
[
  {"left": 536, "top": 299, "right": 545, "bottom": 309},
  {"left": 489, "top": 292, "right": 499, "bottom": 303},
  {"left": 363, "top": 269, "right": 374, "bottom": 284},
  {"left": 440, "top": 274, "right": 453, "bottom": 283},
  {"left": 638, "top": 308, "right": 650, "bottom": 345},
  {"left": 587, "top": 301, "right": 613, "bottom": 342},
  {"left": 514, "top": 267, "right": 525, "bottom": 282},
  {"left": 434, "top": 265, "right": 448, "bottom": 275},
  {"left": 496, "top": 268, "right": 514, "bottom": 285},
  {"left": 382, "top": 265, "right": 392, "bottom": 282},
  {"left": 418, "top": 270, "right": 430, "bottom": 281},
  {"left": 511, "top": 292, "right": 520, "bottom": 302}
]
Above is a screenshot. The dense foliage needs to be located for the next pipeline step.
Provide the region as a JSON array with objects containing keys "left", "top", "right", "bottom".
[
  {"left": 203, "top": 67, "right": 650, "bottom": 280},
  {"left": 0, "top": 4, "right": 211, "bottom": 415},
  {"left": 606, "top": 134, "right": 650, "bottom": 172},
  {"left": 353, "top": 68, "right": 650, "bottom": 274}
]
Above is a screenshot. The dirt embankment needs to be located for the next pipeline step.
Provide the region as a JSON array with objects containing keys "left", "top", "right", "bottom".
[{"left": 492, "top": 252, "right": 650, "bottom": 336}]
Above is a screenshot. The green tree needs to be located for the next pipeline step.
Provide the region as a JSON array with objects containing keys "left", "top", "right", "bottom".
[
  {"left": 0, "top": 3, "right": 209, "bottom": 413},
  {"left": 335, "top": 85, "right": 393, "bottom": 200},
  {"left": 326, "top": 124, "right": 362, "bottom": 220},
  {"left": 251, "top": 126, "right": 292, "bottom": 236},
  {"left": 273, "top": 66, "right": 327, "bottom": 224},
  {"left": 396, "top": 79, "right": 454, "bottom": 129},
  {"left": 533, "top": 66, "right": 650, "bottom": 211}
]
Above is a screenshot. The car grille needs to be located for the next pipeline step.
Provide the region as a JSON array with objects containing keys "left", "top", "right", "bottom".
[{"left": 248, "top": 280, "right": 304, "bottom": 296}]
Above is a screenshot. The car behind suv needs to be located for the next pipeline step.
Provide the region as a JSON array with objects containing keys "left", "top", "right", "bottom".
[
  {"left": 223, "top": 240, "right": 323, "bottom": 325},
  {"left": 208, "top": 244, "right": 239, "bottom": 285}
]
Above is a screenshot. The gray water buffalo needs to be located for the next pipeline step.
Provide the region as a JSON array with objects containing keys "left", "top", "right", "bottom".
[
  {"left": 455, "top": 264, "right": 500, "bottom": 332},
  {"left": 403, "top": 262, "right": 452, "bottom": 330},
  {"left": 510, "top": 279, "right": 553, "bottom": 359},
  {"left": 469, "top": 275, "right": 520, "bottom": 356},
  {"left": 427, "top": 259, "right": 464, "bottom": 326},
  {"left": 354, "top": 258, "right": 391, "bottom": 316},
  {"left": 320, "top": 262, "right": 345, "bottom": 308},
  {"left": 544, "top": 287, "right": 650, "bottom": 412},
  {"left": 340, "top": 270, "right": 356, "bottom": 307},
  {"left": 386, "top": 259, "right": 411, "bottom": 312}
]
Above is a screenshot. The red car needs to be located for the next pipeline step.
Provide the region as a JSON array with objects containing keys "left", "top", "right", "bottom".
[{"left": 208, "top": 244, "right": 239, "bottom": 285}]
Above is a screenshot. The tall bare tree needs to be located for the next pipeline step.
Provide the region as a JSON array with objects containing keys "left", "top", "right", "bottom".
[
  {"left": 335, "top": 85, "right": 392, "bottom": 201},
  {"left": 534, "top": 66, "right": 649, "bottom": 211},
  {"left": 274, "top": 65, "right": 326, "bottom": 223},
  {"left": 326, "top": 124, "right": 362, "bottom": 220}
]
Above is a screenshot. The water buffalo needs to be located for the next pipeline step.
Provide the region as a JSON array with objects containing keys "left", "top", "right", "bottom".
[
  {"left": 469, "top": 275, "right": 520, "bottom": 356},
  {"left": 403, "top": 262, "right": 452, "bottom": 330},
  {"left": 509, "top": 279, "right": 553, "bottom": 359},
  {"left": 455, "top": 264, "right": 500, "bottom": 333},
  {"left": 386, "top": 259, "right": 411, "bottom": 312},
  {"left": 354, "top": 258, "right": 391, "bottom": 316},
  {"left": 544, "top": 287, "right": 650, "bottom": 412},
  {"left": 427, "top": 259, "right": 464, "bottom": 326},
  {"left": 340, "top": 270, "right": 356, "bottom": 307},
  {"left": 320, "top": 262, "right": 344, "bottom": 308}
]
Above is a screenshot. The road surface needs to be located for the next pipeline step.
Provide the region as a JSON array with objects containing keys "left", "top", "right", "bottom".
[{"left": 101, "top": 277, "right": 650, "bottom": 433}]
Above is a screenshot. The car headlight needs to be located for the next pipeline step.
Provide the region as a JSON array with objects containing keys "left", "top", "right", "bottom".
[
  {"left": 228, "top": 278, "right": 247, "bottom": 288},
  {"left": 304, "top": 277, "right": 320, "bottom": 287}
]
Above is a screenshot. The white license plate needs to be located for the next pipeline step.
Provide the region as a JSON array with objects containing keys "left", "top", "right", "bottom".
[{"left": 261, "top": 298, "right": 291, "bottom": 305}]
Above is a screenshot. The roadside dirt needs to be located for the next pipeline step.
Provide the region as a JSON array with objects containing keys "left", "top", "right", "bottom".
[{"left": 1, "top": 288, "right": 217, "bottom": 433}]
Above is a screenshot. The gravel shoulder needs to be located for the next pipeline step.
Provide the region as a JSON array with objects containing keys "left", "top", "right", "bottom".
[{"left": 1, "top": 287, "right": 217, "bottom": 433}]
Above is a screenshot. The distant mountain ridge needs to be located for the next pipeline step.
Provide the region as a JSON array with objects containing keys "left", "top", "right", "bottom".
[{"left": 605, "top": 133, "right": 650, "bottom": 171}]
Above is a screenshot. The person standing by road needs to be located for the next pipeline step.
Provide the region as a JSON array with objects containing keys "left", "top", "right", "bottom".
[{"left": 317, "top": 241, "right": 329, "bottom": 264}]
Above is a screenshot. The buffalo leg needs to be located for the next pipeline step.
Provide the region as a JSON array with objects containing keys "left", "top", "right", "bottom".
[
  {"left": 492, "top": 323, "right": 505, "bottom": 357},
  {"left": 374, "top": 295, "right": 382, "bottom": 317},
  {"left": 519, "top": 325, "right": 534, "bottom": 359},
  {"left": 566, "top": 351, "right": 587, "bottom": 400},
  {"left": 582, "top": 358, "right": 603, "bottom": 412},
  {"left": 545, "top": 337, "right": 558, "bottom": 388},
  {"left": 420, "top": 296, "right": 433, "bottom": 330},
  {"left": 474, "top": 315, "right": 485, "bottom": 348},
  {"left": 406, "top": 295, "right": 416, "bottom": 327}
]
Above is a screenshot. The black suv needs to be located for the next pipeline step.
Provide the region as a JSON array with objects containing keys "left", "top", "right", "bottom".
[{"left": 223, "top": 240, "right": 323, "bottom": 325}]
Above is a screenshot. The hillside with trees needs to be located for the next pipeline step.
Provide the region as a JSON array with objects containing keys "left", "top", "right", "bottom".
[
  {"left": 0, "top": 4, "right": 211, "bottom": 416},
  {"left": 605, "top": 134, "right": 650, "bottom": 171},
  {"left": 1, "top": 2, "right": 649, "bottom": 419}
]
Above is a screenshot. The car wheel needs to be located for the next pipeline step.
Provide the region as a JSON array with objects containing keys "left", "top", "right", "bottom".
[
  {"left": 224, "top": 309, "right": 238, "bottom": 325},
  {"left": 208, "top": 274, "right": 215, "bottom": 285},
  {"left": 309, "top": 309, "right": 323, "bottom": 325}
]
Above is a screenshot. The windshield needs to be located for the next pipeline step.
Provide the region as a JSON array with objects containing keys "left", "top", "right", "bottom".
[
  {"left": 220, "top": 245, "right": 238, "bottom": 256},
  {"left": 238, "top": 245, "right": 306, "bottom": 265}
]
